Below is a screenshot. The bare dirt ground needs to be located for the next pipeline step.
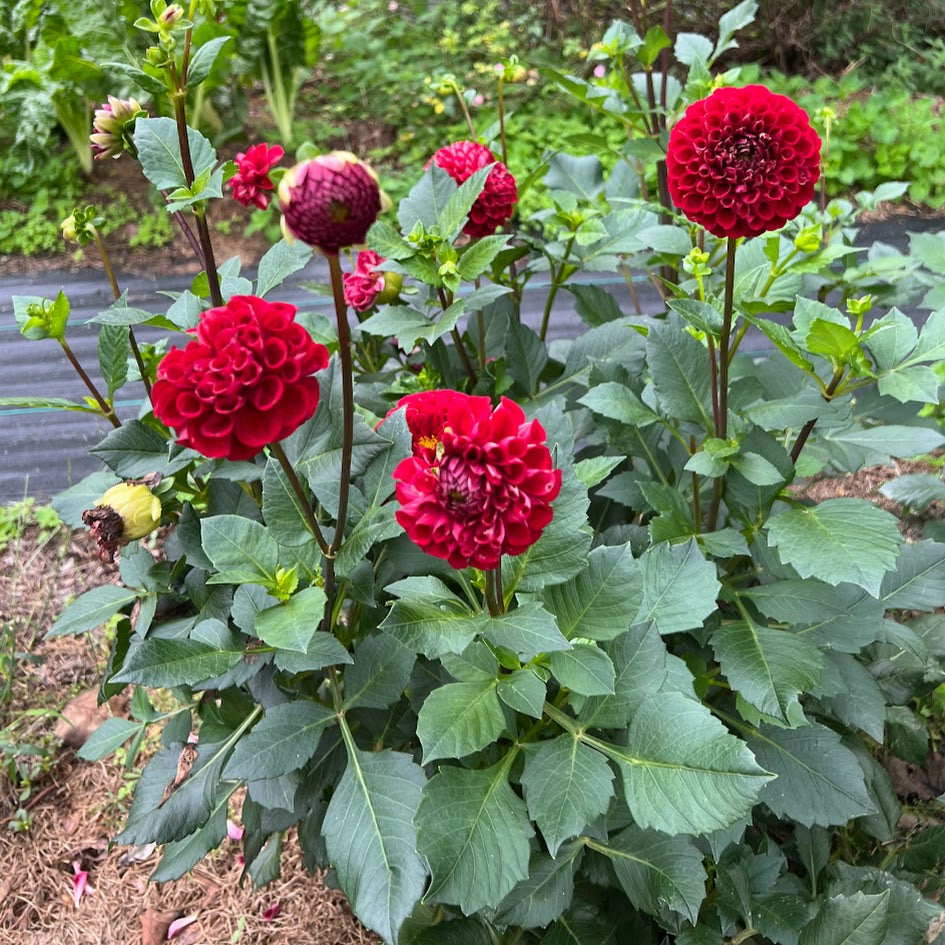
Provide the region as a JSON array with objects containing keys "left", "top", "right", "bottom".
[{"left": 0, "top": 529, "right": 378, "bottom": 945}]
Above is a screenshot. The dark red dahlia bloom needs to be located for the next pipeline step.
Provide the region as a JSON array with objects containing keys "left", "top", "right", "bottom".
[
  {"left": 666, "top": 85, "right": 821, "bottom": 240},
  {"left": 384, "top": 389, "right": 492, "bottom": 461},
  {"left": 151, "top": 295, "right": 329, "bottom": 461},
  {"left": 227, "top": 143, "right": 285, "bottom": 210},
  {"left": 430, "top": 140, "right": 518, "bottom": 239},
  {"left": 278, "top": 152, "right": 385, "bottom": 255},
  {"left": 343, "top": 250, "right": 390, "bottom": 312},
  {"left": 393, "top": 394, "right": 562, "bottom": 570}
]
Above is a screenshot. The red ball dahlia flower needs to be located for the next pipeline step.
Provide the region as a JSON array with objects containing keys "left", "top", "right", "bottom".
[
  {"left": 666, "top": 85, "right": 822, "bottom": 240},
  {"left": 384, "top": 389, "right": 491, "bottom": 461},
  {"left": 278, "top": 152, "right": 387, "bottom": 255},
  {"left": 393, "top": 394, "right": 562, "bottom": 570},
  {"left": 227, "top": 142, "right": 285, "bottom": 210},
  {"left": 151, "top": 295, "right": 329, "bottom": 461},
  {"left": 430, "top": 140, "right": 518, "bottom": 239},
  {"left": 342, "top": 250, "right": 401, "bottom": 312}
]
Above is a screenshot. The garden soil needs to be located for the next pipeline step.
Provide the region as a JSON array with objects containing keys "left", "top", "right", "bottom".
[{"left": 0, "top": 529, "right": 379, "bottom": 945}]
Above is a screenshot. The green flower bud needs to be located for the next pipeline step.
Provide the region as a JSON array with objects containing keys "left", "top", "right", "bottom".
[{"left": 794, "top": 225, "right": 822, "bottom": 254}]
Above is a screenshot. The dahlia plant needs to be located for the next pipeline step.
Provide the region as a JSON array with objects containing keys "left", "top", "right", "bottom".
[{"left": 8, "top": 1, "right": 945, "bottom": 943}]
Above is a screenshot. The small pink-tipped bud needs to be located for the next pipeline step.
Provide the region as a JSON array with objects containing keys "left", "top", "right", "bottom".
[
  {"left": 91, "top": 96, "right": 145, "bottom": 160},
  {"left": 157, "top": 3, "right": 184, "bottom": 26},
  {"left": 278, "top": 152, "right": 389, "bottom": 256}
]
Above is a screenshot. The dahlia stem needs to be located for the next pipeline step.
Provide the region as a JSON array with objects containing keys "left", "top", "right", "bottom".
[
  {"left": 169, "top": 65, "right": 223, "bottom": 307},
  {"left": 539, "top": 238, "right": 577, "bottom": 344},
  {"left": 706, "top": 237, "right": 737, "bottom": 530},
  {"left": 717, "top": 237, "right": 737, "bottom": 442},
  {"left": 92, "top": 228, "right": 152, "bottom": 400},
  {"left": 438, "top": 288, "right": 477, "bottom": 384},
  {"left": 268, "top": 440, "right": 330, "bottom": 556},
  {"left": 497, "top": 76, "right": 508, "bottom": 167},
  {"left": 707, "top": 335, "right": 721, "bottom": 439},
  {"left": 485, "top": 567, "right": 505, "bottom": 617},
  {"left": 452, "top": 82, "right": 477, "bottom": 139},
  {"left": 327, "top": 253, "right": 356, "bottom": 561},
  {"left": 59, "top": 339, "right": 120, "bottom": 428},
  {"left": 789, "top": 369, "right": 844, "bottom": 464}
]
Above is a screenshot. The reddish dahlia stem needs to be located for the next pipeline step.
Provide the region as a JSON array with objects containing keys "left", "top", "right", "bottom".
[
  {"left": 706, "top": 238, "right": 737, "bottom": 531},
  {"left": 789, "top": 370, "right": 844, "bottom": 464},
  {"left": 327, "top": 254, "right": 356, "bottom": 558},
  {"left": 59, "top": 339, "right": 120, "bottom": 428},
  {"left": 497, "top": 77, "right": 508, "bottom": 167},
  {"left": 485, "top": 567, "right": 505, "bottom": 617},
  {"left": 93, "top": 229, "right": 152, "bottom": 400},
  {"left": 170, "top": 65, "right": 223, "bottom": 307}
]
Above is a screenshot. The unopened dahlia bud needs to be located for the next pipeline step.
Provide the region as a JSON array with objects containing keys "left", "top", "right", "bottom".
[
  {"left": 793, "top": 225, "right": 822, "bottom": 254},
  {"left": 90, "top": 96, "right": 145, "bottom": 160},
  {"left": 82, "top": 481, "right": 162, "bottom": 562},
  {"left": 60, "top": 215, "right": 78, "bottom": 244},
  {"left": 278, "top": 152, "right": 389, "bottom": 256},
  {"left": 157, "top": 3, "right": 184, "bottom": 27}
]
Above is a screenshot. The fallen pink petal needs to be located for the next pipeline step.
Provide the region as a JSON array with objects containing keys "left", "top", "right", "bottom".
[
  {"left": 226, "top": 819, "right": 244, "bottom": 841},
  {"left": 71, "top": 861, "right": 89, "bottom": 909},
  {"left": 167, "top": 915, "right": 198, "bottom": 939},
  {"left": 261, "top": 901, "right": 281, "bottom": 921}
]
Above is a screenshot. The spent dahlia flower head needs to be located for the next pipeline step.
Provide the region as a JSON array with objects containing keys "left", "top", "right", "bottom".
[
  {"left": 90, "top": 96, "right": 146, "bottom": 160},
  {"left": 393, "top": 393, "right": 562, "bottom": 570},
  {"left": 82, "top": 480, "right": 162, "bottom": 563},
  {"left": 227, "top": 142, "right": 285, "bottom": 210},
  {"left": 278, "top": 152, "right": 389, "bottom": 255},
  {"left": 342, "top": 250, "right": 402, "bottom": 312},
  {"left": 430, "top": 140, "right": 518, "bottom": 239},
  {"left": 151, "top": 295, "right": 329, "bottom": 461},
  {"left": 666, "top": 85, "right": 821, "bottom": 240}
]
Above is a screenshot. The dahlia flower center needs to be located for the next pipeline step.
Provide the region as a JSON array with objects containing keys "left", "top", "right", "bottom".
[
  {"left": 418, "top": 434, "right": 439, "bottom": 451},
  {"left": 329, "top": 199, "right": 350, "bottom": 223},
  {"left": 720, "top": 131, "right": 772, "bottom": 172},
  {"left": 436, "top": 457, "right": 487, "bottom": 517}
]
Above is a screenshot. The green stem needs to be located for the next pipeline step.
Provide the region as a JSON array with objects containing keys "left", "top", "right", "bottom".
[
  {"left": 59, "top": 339, "right": 120, "bottom": 427},
  {"left": 485, "top": 567, "right": 505, "bottom": 617},
  {"left": 269, "top": 440, "right": 330, "bottom": 556},
  {"left": 453, "top": 83, "right": 477, "bottom": 138},
  {"left": 705, "top": 238, "right": 738, "bottom": 531},
  {"left": 717, "top": 237, "right": 737, "bottom": 441},
  {"left": 497, "top": 77, "right": 508, "bottom": 166},
  {"left": 539, "top": 239, "right": 577, "bottom": 343},
  {"left": 438, "top": 287, "right": 477, "bottom": 384},
  {"left": 265, "top": 30, "right": 294, "bottom": 145}
]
